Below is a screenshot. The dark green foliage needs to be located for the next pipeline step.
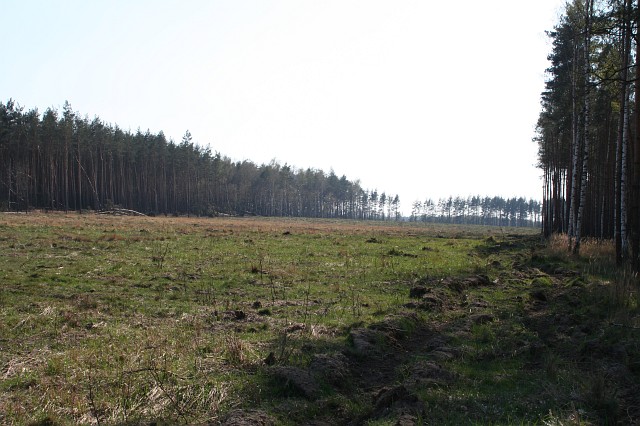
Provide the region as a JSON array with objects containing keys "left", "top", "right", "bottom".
[
  {"left": 535, "top": 0, "right": 640, "bottom": 266},
  {"left": 0, "top": 99, "right": 399, "bottom": 219},
  {"left": 410, "top": 195, "right": 542, "bottom": 227}
]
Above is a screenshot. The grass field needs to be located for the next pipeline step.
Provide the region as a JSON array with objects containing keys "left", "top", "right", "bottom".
[{"left": 0, "top": 213, "right": 638, "bottom": 425}]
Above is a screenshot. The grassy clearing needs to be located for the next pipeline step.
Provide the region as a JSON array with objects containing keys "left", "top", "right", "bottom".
[{"left": 0, "top": 213, "right": 638, "bottom": 425}]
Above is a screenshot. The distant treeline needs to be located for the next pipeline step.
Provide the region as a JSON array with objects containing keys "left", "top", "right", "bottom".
[
  {"left": 409, "top": 196, "right": 542, "bottom": 227},
  {"left": 1, "top": 100, "right": 543, "bottom": 226},
  {"left": 0, "top": 100, "right": 403, "bottom": 219}
]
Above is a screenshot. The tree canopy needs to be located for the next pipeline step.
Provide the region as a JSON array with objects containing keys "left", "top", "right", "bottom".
[
  {"left": 536, "top": 0, "right": 640, "bottom": 267},
  {"left": 409, "top": 196, "right": 541, "bottom": 227},
  {"left": 0, "top": 99, "right": 400, "bottom": 220}
]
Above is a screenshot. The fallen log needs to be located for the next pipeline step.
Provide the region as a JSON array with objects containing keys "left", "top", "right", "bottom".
[{"left": 97, "top": 208, "right": 147, "bottom": 217}]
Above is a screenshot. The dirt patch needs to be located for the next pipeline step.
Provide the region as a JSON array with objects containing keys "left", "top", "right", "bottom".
[
  {"left": 269, "top": 366, "right": 321, "bottom": 400},
  {"left": 349, "top": 328, "right": 387, "bottom": 355},
  {"left": 309, "top": 352, "right": 350, "bottom": 387},
  {"left": 405, "top": 286, "right": 449, "bottom": 312},
  {"left": 445, "top": 274, "right": 493, "bottom": 293},
  {"left": 404, "top": 360, "right": 456, "bottom": 390},
  {"left": 372, "top": 384, "right": 421, "bottom": 418},
  {"left": 222, "top": 409, "right": 276, "bottom": 426}
]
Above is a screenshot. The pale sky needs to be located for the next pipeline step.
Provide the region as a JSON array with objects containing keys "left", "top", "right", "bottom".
[{"left": 1, "top": 1, "right": 565, "bottom": 214}]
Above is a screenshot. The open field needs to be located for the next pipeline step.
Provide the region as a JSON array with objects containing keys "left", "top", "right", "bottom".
[{"left": 0, "top": 213, "right": 638, "bottom": 425}]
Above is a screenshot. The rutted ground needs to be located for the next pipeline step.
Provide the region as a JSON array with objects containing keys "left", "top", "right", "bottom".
[
  {"left": 222, "top": 236, "right": 640, "bottom": 425},
  {"left": 0, "top": 214, "right": 638, "bottom": 425}
]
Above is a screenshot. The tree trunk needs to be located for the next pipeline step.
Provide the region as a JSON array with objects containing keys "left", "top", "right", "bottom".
[
  {"left": 616, "top": 0, "right": 631, "bottom": 262},
  {"left": 573, "top": 0, "right": 593, "bottom": 255},
  {"left": 632, "top": 0, "right": 640, "bottom": 269},
  {"left": 568, "top": 42, "right": 581, "bottom": 251}
]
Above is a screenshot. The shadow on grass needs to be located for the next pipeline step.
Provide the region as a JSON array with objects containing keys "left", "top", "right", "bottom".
[{"left": 226, "top": 234, "right": 640, "bottom": 425}]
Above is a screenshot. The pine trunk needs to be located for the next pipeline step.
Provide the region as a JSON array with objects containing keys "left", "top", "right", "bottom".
[
  {"left": 633, "top": 0, "right": 640, "bottom": 269},
  {"left": 616, "top": 0, "right": 630, "bottom": 263},
  {"left": 568, "top": 42, "right": 581, "bottom": 251},
  {"left": 573, "top": 0, "right": 593, "bottom": 255}
]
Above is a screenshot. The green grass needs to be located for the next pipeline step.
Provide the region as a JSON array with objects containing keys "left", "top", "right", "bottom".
[{"left": 0, "top": 213, "right": 638, "bottom": 425}]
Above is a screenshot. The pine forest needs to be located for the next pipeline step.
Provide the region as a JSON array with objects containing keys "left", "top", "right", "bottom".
[
  {"left": 0, "top": 100, "right": 399, "bottom": 220},
  {"left": 0, "top": 100, "right": 540, "bottom": 226},
  {"left": 536, "top": 0, "right": 640, "bottom": 268}
]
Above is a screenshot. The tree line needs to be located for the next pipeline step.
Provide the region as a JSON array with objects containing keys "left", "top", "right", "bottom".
[
  {"left": 0, "top": 100, "right": 401, "bottom": 220},
  {"left": 409, "top": 196, "right": 541, "bottom": 227},
  {"left": 536, "top": 0, "right": 640, "bottom": 267}
]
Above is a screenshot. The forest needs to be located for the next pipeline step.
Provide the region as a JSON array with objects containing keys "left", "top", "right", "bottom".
[
  {"left": 409, "top": 196, "right": 541, "bottom": 227},
  {"left": 0, "top": 100, "right": 400, "bottom": 220},
  {"left": 536, "top": 0, "right": 640, "bottom": 267},
  {"left": 0, "top": 99, "right": 541, "bottom": 225}
]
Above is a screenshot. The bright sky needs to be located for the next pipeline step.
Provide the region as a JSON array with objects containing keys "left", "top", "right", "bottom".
[{"left": 1, "top": 1, "right": 565, "bottom": 215}]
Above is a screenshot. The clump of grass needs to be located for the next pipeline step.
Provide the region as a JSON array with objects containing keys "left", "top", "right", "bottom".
[
  {"left": 222, "top": 333, "right": 255, "bottom": 367},
  {"left": 1, "top": 371, "right": 38, "bottom": 391},
  {"left": 472, "top": 323, "right": 496, "bottom": 345},
  {"left": 581, "top": 238, "right": 616, "bottom": 269},
  {"left": 531, "top": 276, "right": 553, "bottom": 287},
  {"left": 546, "top": 234, "right": 616, "bottom": 273},
  {"left": 605, "top": 266, "right": 639, "bottom": 325},
  {"left": 582, "top": 373, "right": 620, "bottom": 423},
  {"left": 386, "top": 247, "right": 417, "bottom": 258},
  {"left": 150, "top": 242, "right": 169, "bottom": 269},
  {"left": 44, "top": 357, "right": 64, "bottom": 376},
  {"left": 542, "top": 351, "right": 560, "bottom": 380},
  {"left": 542, "top": 405, "right": 585, "bottom": 425}
]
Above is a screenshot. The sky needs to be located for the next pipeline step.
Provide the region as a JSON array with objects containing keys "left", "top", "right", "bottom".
[{"left": 1, "top": 0, "right": 566, "bottom": 215}]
